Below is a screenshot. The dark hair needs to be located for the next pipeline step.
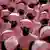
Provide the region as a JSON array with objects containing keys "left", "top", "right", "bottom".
[
  {"left": 10, "top": 21, "right": 17, "bottom": 28},
  {"left": 44, "top": 9, "right": 49, "bottom": 12},
  {"left": 29, "top": 41, "right": 34, "bottom": 50},
  {"left": 28, "top": 3, "right": 35, "bottom": 8},
  {"left": 39, "top": 0, "right": 48, "bottom": 4},
  {"left": 18, "top": 9, "right": 24, "bottom": 15},
  {"left": 2, "top": 16, "right": 9, "bottom": 23},
  {"left": 28, "top": 2, "right": 39, "bottom": 8},
  {"left": 27, "top": 13, "right": 35, "bottom": 20},
  {"left": 1, "top": 41, "right": 7, "bottom": 50},
  {"left": 8, "top": 7, "right": 15, "bottom": 12},
  {"left": 1, "top": 5, "right": 7, "bottom": 9},
  {"left": 21, "top": 27, "right": 30, "bottom": 36},
  {"left": 40, "top": 19, "right": 49, "bottom": 26}
]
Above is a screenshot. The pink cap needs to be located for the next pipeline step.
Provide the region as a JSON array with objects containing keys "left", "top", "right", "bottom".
[{"left": 20, "top": 19, "right": 33, "bottom": 29}]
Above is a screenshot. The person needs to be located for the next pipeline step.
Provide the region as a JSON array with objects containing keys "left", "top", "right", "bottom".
[
  {"left": 31, "top": 40, "right": 49, "bottom": 50},
  {"left": 40, "top": 26, "right": 50, "bottom": 43},
  {"left": 4, "top": 36, "right": 18, "bottom": 50},
  {"left": 18, "top": 19, "right": 39, "bottom": 50}
]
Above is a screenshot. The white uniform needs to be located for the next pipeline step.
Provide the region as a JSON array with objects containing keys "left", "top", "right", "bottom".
[
  {"left": 5, "top": 36, "right": 18, "bottom": 50},
  {"left": 32, "top": 40, "right": 49, "bottom": 50}
]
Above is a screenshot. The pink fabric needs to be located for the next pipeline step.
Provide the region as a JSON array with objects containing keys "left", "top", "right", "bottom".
[
  {"left": 5, "top": 36, "right": 18, "bottom": 50},
  {"left": 32, "top": 20, "right": 41, "bottom": 37},
  {"left": 2, "top": 30, "right": 15, "bottom": 40},
  {"left": 32, "top": 40, "right": 49, "bottom": 50},
  {"left": 19, "top": 34, "right": 37, "bottom": 48},
  {"left": 12, "top": 26, "right": 22, "bottom": 39}
]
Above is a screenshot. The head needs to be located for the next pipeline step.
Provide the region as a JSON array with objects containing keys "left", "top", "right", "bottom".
[
  {"left": 31, "top": 40, "right": 49, "bottom": 50},
  {"left": 39, "top": 11, "right": 49, "bottom": 21},
  {"left": 10, "top": 21, "right": 17, "bottom": 29},
  {"left": 18, "top": 9, "right": 25, "bottom": 15},
  {"left": 9, "top": 13, "right": 20, "bottom": 25},
  {"left": 40, "top": 26, "right": 50, "bottom": 43},
  {"left": 1, "top": 5, "right": 7, "bottom": 9},
  {"left": 39, "top": 0, "right": 48, "bottom": 4},
  {"left": 40, "top": 18, "right": 49, "bottom": 26},
  {"left": 8, "top": 7, "right": 15, "bottom": 12},
  {"left": 2, "top": 15, "right": 9, "bottom": 23},
  {"left": 21, "top": 27, "right": 30, "bottom": 36},
  {"left": 26, "top": 13, "right": 35, "bottom": 20},
  {"left": 20, "top": 19, "right": 33, "bottom": 34}
]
